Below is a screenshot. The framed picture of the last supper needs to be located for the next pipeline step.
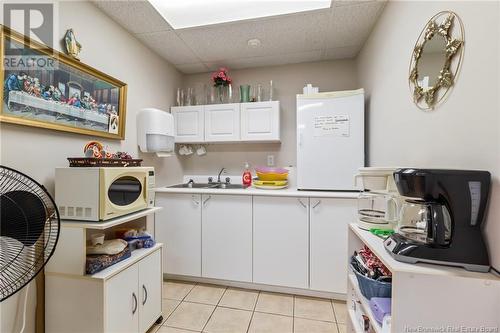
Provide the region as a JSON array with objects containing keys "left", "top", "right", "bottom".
[{"left": 1, "top": 26, "right": 127, "bottom": 140}]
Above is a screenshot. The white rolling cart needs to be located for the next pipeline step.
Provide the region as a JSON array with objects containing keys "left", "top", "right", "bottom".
[
  {"left": 347, "top": 223, "right": 500, "bottom": 333},
  {"left": 45, "top": 207, "right": 164, "bottom": 333}
]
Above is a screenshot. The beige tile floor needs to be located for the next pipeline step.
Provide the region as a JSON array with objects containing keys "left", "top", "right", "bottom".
[{"left": 148, "top": 280, "right": 347, "bottom": 333}]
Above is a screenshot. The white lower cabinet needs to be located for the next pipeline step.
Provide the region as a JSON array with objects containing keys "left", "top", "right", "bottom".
[
  {"left": 155, "top": 193, "right": 202, "bottom": 276},
  {"left": 310, "top": 198, "right": 357, "bottom": 294},
  {"left": 138, "top": 250, "right": 163, "bottom": 332},
  {"left": 105, "top": 249, "right": 163, "bottom": 333},
  {"left": 202, "top": 195, "right": 252, "bottom": 281},
  {"left": 106, "top": 264, "right": 139, "bottom": 333},
  {"left": 253, "top": 196, "right": 309, "bottom": 289},
  {"left": 46, "top": 247, "right": 163, "bottom": 333},
  {"left": 155, "top": 192, "right": 356, "bottom": 294}
]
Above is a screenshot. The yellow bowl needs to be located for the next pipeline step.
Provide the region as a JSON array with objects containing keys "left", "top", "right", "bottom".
[
  {"left": 253, "top": 180, "right": 288, "bottom": 186},
  {"left": 256, "top": 171, "right": 288, "bottom": 181}
]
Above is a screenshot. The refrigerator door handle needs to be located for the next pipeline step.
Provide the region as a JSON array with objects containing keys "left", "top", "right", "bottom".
[{"left": 298, "top": 129, "right": 304, "bottom": 148}]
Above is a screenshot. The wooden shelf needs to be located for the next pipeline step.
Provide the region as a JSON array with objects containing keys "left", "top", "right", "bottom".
[
  {"left": 61, "top": 207, "right": 162, "bottom": 230},
  {"left": 348, "top": 274, "right": 382, "bottom": 333},
  {"left": 349, "top": 223, "right": 499, "bottom": 280}
]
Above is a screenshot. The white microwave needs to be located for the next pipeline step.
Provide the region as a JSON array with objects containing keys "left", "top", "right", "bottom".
[{"left": 55, "top": 167, "right": 155, "bottom": 221}]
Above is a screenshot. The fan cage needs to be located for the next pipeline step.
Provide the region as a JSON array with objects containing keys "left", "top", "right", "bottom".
[{"left": 0, "top": 166, "right": 60, "bottom": 302}]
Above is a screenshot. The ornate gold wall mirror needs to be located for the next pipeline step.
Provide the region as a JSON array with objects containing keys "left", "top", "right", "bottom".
[{"left": 409, "top": 11, "right": 464, "bottom": 110}]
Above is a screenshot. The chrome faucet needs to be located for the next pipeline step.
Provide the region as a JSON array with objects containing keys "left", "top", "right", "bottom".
[{"left": 217, "top": 168, "right": 226, "bottom": 183}]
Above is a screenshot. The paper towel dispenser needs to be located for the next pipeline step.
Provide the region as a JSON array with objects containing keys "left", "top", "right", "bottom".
[{"left": 137, "top": 108, "right": 175, "bottom": 157}]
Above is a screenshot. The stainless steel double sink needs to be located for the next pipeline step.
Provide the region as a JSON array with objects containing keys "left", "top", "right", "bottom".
[{"left": 169, "top": 182, "right": 245, "bottom": 189}]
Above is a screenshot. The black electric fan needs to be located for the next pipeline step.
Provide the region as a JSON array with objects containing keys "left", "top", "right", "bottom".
[{"left": 0, "top": 165, "right": 60, "bottom": 302}]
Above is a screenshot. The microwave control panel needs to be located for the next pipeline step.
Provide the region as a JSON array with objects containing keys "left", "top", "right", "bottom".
[{"left": 147, "top": 169, "right": 155, "bottom": 206}]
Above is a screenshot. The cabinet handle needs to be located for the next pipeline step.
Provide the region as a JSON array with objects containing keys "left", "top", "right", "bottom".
[
  {"left": 203, "top": 195, "right": 211, "bottom": 205},
  {"left": 312, "top": 200, "right": 322, "bottom": 209},
  {"left": 142, "top": 284, "right": 148, "bottom": 305},
  {"left": 297, "top": 198, "right": 307, "bottom": 209},
  {"left": 192, "top": 195, "right": 200, "bottom": 205},
  {"left": 132, "top": 292, "right": 138, "bottom": 314}
]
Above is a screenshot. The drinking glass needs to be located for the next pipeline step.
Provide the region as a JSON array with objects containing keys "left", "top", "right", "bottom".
[
  {"left": 227, "top": 84, "right": 233, "bottom": 103},
  {"left": 186, "top": 87, "right": 193, "bottom": 106},
  {"left": 257, "top": 84, "right": 263, "bottom": 102},
  {"left": 176, "top": 88, "right": 183, "bottom": 106},
  {"left": 209, "top": 86, "right": 216, "bottom": 104}
]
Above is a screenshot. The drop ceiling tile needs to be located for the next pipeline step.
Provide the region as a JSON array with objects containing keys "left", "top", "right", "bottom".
[
  {"left": 135, "top": 31, "right": 200, "bottom": 65},
  {"left": 322, "top": 45, "right": 360, "bottom": 60},
  {"left": 176, "top": 62, "right": 209, "bottom": 74},
  {"left": 92, "top": 0, "right": 171, "bottom": 34},
  {"left": 333, "top": 0, "right": 383, "bottom": 7},
  {"left": 220, "top": 50, "right": 323, "bottom": 70},
  {"left": 326, "top": 1, "right": 386, "bottom": 48},
  {"left": 203, "top": 62, "right": 222, "bottom": 72},
  {"left": 94, "top": 1, "right": 387, "bottom": 73},
  {"left": 177, "top": 10, "right": 332, "bottom": 62}
]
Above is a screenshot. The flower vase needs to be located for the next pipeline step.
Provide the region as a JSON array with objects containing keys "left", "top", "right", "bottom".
[
  {"left": 240, "top": 85, "right": 250, "bottom": 103},
  {"left": 216, "top": 85, "right": 225, "bottom": 103}
]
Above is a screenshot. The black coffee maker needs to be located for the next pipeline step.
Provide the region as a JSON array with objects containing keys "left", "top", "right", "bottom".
[{"left": 384, "top": 168, "right": 491, "bottom": 272}]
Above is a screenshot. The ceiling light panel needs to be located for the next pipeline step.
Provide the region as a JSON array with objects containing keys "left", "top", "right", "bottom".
[{"left": 148, "top": 0, "right": 332, "bottom": 29}]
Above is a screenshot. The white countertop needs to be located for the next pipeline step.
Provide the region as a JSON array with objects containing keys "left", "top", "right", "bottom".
[{"left": 155, "top": 186, "right": 359, "bottom": 199}]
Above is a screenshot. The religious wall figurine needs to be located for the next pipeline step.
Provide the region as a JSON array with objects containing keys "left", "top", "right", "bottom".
[{"left": 64, "top": 29, "right": 82, "bottom": 60}]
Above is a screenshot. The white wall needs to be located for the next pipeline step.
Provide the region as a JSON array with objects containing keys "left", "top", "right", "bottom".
[
  {"left": 0, "top": 1, "right": 183, "bottom": 332},
  {"left": 357, "top": 1, "right": 500, "bottom": 270},
  {"left": 181, "top": 60, "right": 359, "bottom": 175}
]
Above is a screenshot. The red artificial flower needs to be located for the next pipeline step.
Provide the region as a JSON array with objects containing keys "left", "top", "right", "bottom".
[{"left": 211, "top": 67, "right": 232, "bottom": 86}]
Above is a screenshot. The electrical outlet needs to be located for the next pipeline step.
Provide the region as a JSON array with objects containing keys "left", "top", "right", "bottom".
[{"left": 267, "top": 155, "right": 275, "bottom": 167}]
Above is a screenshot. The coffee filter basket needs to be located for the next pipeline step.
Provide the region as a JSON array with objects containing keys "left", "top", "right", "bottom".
[{"left": 354, "top": 167, "right": 399, "bottom": 193}]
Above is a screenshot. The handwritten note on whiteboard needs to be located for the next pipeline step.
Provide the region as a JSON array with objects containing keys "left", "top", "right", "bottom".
[{"left": 313, "top": 115, "right": 350, "bottom": 137}]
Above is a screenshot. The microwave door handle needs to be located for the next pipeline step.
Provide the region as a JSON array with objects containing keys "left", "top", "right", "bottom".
[{"left": 143, "top": 176, "right": 148, "bottom": 200}]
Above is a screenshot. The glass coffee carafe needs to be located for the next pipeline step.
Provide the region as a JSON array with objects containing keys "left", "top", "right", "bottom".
[{"left": 397, "top": 199, "right": 452, "bottom": 246}]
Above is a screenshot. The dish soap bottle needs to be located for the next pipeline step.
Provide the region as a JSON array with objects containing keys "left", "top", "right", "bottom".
[{"left": 242, "top": 162, "right": 252, "bottom": 187}]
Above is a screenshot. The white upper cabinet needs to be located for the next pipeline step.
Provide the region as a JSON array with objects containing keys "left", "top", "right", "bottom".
[
  {"left": 171, "top": 101, "right": 279, "bottom": 144},
  {"left": 204, "top": 103, "right": 241, "bottom": 142},
  {"left": 241, "top": 101, "right": 280, "bottom": 142},
  {"left": 172, "top": 106, "right": 204, "bottom": 143}
]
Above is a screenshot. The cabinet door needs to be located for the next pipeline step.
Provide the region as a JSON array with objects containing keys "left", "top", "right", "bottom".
[
  {"left": 253, "top": 196, "right": 309, "bottom": 288},
  {"left": 155, "top": 194, "right": 202, "bottom": 276},
  {"left": 241, "top": 101, "right": 280, "bottom": 142},
  {"left": 202, "top": 195, "right": 252, "bottom": 282},
  {"left": 139, "top": 249, "right": 162, "bottom": 333},
  {"left": 204, "top": 103, "right": 240, "bottom": 142},
  {"left": 106, "top": 263, "right": 139, "bottom": 333},
  {"left": 171, "top": 106, "right": 204, "bottom": 143},
  {"left": 310, "top": 198, "right": 356, "bottom": 294}
]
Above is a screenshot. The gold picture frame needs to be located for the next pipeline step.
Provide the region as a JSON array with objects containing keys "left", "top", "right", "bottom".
[
  {"left": 1, "top": 25, "right": 127, "bottom": 139},
  {"left": 408, "top": 11, "right": 464, "bottom": 110}
]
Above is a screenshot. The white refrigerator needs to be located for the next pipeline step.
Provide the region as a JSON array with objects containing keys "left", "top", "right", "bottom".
[{"left": 296, "top": 89, "right": 364, "bottom": 191}]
